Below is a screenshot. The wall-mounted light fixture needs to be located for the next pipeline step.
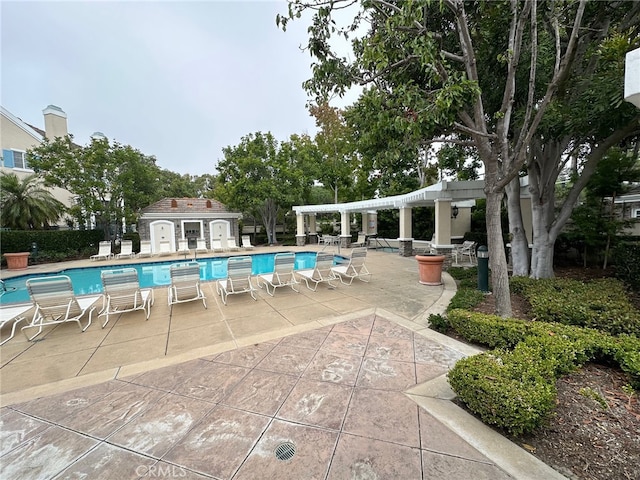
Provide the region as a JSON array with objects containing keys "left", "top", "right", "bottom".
[{"left": 452, "top": 205, "right": 459, "bottom": 219}]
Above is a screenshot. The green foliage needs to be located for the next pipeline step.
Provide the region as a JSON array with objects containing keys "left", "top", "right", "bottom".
[
  {"left": 579, "top": 387, "right": 608, "bottom": 410},
  {"left": 28, "top": 136, "right": 161, "bottom": 240},
  {"left": 0, "top": 229, "right": 104, "bottom": 261},
  {"left": 309, "top": 102, "right": 360, "bottom": 203},
  {"left": 0, "top": 173, "right": 66, "bottom": 229},
  {"left": 612, "top": 243, "right": 640, "bottom": 291},
  {"left": 214, "top": 132, "right": 317, "bottom": 245},
  {"left": 447, "top": 267, "right": 474, "bottom": 281},
  {"left": 446, "top": 289, "right": 486, "bottom": 312},
  {"left": 427, "top": 313, "right": 449, "bottom": 333},
  {"left": 514, "top": 277, "right": 640, "bottom": 336},
  {"left": 448, "top": 350, "right": 557, "bottom": 436},
  {"left": 447, "top": 308, "right": 640, "bottom": 434},
  {"left": 447, "top": 310, "right": 530, "bottom": 349}
]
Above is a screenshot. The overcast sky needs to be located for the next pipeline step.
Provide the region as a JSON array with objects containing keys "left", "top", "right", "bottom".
[{"left": 1, "top": 0, "right": 359, "bottom": 175}]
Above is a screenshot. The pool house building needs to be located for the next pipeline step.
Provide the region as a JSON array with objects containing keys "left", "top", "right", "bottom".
[{"left": 138, "top": 198, "right": 243, "bottom": 254}]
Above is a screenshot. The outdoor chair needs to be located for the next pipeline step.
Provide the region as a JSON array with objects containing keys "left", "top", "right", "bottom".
[
  {"left": 115, "top": 240, "right": 135, "bottom": 260},
  {"left": 216, "top": 255, "right": 257, "bottom": 305},
  {"left": 196, "top": 238, "right": 209, "bottom": 254},
  {"left": 158, "top": 240, "right": 173, "bottom": 256},
  {"left": 90, "top": 241, "right": 113, "bottom": 261},
  {"left": 331, "top": 247, "right": 372, "bottom": 285},
  {"left": 99, "top": 268, "right": 154, "bottom": 328},
  {"left": 211, "top": 239, "right": 224, "bottom": 253},
  {"left": 138, "top": 240, "right": 154, "bottom": 258},
  {"left": 453, "top": 241, "right": 477, "bottom": 265},
  {"left": 351, "top": 233, "right": 367, "bottom": 247},
  {"left": 241, "top": 235, "right": 255, "bottom": 250},
  {"left": 296, "top": 252, "right": 338, "bottom": 291},
  {"left": 256, "top": 252, "right": 299, "bottom": 296},
  {"left": 168, "top": 262, "right": 207, "bottom": 309},
  {"left": 414, "top": 234, "right": 437, "bottom": 255},
  {"left": 226, "top": 237, "right": 240, "bottom": 252},
  {"left": 177, "top": 238, "right": 190, "bottom": 256},
  {"left": 0, "top": 303, "right": 32, "bottom": 345},
  {"left": 22, "top": 276, "right": 101, "bottom": 341}
]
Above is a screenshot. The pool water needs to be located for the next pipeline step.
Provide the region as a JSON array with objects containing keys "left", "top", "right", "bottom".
[{"left": 0, "top": 252, "right": 334, "bottom": 306}]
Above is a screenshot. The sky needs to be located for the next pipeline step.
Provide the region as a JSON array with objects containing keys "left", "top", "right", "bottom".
[{"left": 1, "top": 0, "right": 360, "bottom": 175}]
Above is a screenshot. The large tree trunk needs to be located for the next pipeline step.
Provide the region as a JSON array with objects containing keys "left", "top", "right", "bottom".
[
  {"left": 530, "top": 198, "right": 557, "bottom": 279},
  {"left": 259, "top": 198, "right": 278, "bottom": 245},
  {"left": 485, "top": 188, "right": 512, "bottom": 317},
  {"left": 505, "top": 177, "right": 530, "bottom": 276}
]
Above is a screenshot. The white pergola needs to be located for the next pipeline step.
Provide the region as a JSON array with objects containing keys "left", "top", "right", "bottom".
[{"left": 293, "top": 178, "right": 533, "bottom": 256}]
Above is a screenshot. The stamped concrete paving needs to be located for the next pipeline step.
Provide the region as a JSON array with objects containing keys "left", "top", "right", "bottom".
[
  {"left": 2, "top": 314, "right": 513, "bottom": 479},
  {"left": 0, "top": 247, "right": 566, "bottom": 479}
]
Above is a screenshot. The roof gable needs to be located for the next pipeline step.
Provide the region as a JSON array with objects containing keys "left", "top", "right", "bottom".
[
  {"left": 1, "top": 106, "right": 43, "bottom": 143},
  {"left": 141, "top": 198, "right": 234, "bottom": 214}
]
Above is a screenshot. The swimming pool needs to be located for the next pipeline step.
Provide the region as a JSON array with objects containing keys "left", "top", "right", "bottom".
[{"left": 0, "top": 252, "right": 334, "bottom": 305}]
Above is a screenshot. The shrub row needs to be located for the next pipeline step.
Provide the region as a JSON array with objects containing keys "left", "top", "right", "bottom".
[
  {"left": 1, "top": 230, "right": 105, "bottom": 265},
  {"left": 510, "top": 276, "right": 640, "bottom": 336},
  {"left": 446, "top": 308, "right": 640, "bottom": 435}
]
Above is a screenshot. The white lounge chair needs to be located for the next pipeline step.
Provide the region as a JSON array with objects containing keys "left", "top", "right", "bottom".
[
  {"left": 22, "top": 276, "right": 101, "bottom": 341},
  {"left": 90, "top": 241, "right": 113, "bottom": 261},
  {"left": 257, "top": 252, "right": 299, "bottom": 296},
  {"left": 351, "top": 233, "right": 367, "bottom": 247},
  {"left": 216, "top": 256, "right": 257, "bottom": 305},
  {"left": 296, "top": 252, "right": 338, "bottom": 291},
  {"left": 168, "top": 262, "right": 207, "bottom": 309},
  {"left": 196, "top": 238, "right": 209, "bottom": 254},
  {"left": 158, "top": 240, "right": 173, "bottom": 256},
  {"left": 211, "top": 239, "right": 224, "bottom": 253},
  {"left": 0, "top": 303, "right": 32, "bottom": 345},
  {"left": 115, "top": 240, "right": 135, "bottom": 260},
  {"left": 138, "top": 240, "right": 154, "bottom": 258},
  {"left": 241, "top": 235, "right": 255, "bottom": 250},
  {"left": 332, "top": 247, "right": 372, "bottom": 285},
  {"left": 99, "top": 268, "right": 154, "bottom": 328},
  {"left": 226, "top": 237, "right": 240, "bottom": 252},
  {"left": 177, "top": 238, "right": 190, "bottom": 256}
]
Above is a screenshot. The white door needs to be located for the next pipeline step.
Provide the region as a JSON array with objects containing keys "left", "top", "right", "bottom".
[
  {"left": 210, "top": 220, "right": 230, "bottom": 247},
  {"left": 151, "top": 221, "right": 175, "bottom": 253}
]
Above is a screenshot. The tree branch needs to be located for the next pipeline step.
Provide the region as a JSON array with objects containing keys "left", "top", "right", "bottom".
[
  {"left": 550, "top": 120, "right": 640, "bottom": 238},
  {"left": 453, "top": 122, "right": 497, "bottom": 139}
]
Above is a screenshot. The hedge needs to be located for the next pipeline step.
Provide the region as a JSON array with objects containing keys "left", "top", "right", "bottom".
[
  {"left": 1, "top": 230, "right": 104, "bottom": 264},
  {"left": 446, "top": 308, "right": 640, "bottom": 435},
  {"left": 510, "top": 276, "right": 640, "bottom": 336}
]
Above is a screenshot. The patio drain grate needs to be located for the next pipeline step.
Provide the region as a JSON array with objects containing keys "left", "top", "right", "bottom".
[{"left": 274, "top": 442, "right": 296, "bottom": 461}]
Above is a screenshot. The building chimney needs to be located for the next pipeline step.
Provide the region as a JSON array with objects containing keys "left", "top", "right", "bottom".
[{"left": 42, "top": 105, "right": 68, "bottom": 139}]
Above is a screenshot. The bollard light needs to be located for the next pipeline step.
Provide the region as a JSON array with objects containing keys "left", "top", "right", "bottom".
[
  {"left": 477, "top": 245, "right": 489, "bottom": 292},
  {"left": 31, "top": 242, "right": 38, "bottom": 258}
]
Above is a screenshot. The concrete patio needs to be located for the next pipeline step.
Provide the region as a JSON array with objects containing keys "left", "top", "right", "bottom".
[{"left": 0, "top": 246, "right": 564, "bottom": 479}]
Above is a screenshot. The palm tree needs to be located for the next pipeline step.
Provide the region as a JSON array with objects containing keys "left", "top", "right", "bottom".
[{"left": 0, "top": 173, "right": 66, "bottom": 229}]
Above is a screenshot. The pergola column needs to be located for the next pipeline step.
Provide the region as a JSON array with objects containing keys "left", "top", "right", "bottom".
[
  {"left": 340, "top": 211, "right": 351, "bottom": 247},
  {"left": 295, "top": 213, "right": 306, "bottom": 246},
  {"left": 434, "top": 199, "right": 452, "bottom": 247},
  {"left": 307, "top": 213, "right": 318, "bottom": 244},
  {"left": 398, "top": 206, "right": 413, "bottom": 257},
  {"left": 366, "top": 211, "right": 378, "bottom": 235},
  {"left": 361, "top": 212, "right": 368, "bottom": 235}
]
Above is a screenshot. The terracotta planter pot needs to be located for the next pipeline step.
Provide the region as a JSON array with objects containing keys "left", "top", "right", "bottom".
[
  {"left": 415, "top": 254, "right": 445, "bottom": 285},
  {"left": 4, "top": 252, "right": 30, "bottom": 271}
]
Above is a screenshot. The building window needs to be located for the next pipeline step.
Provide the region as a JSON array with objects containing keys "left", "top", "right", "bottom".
[
  {"left": 2, "top": 149, "right": 29, "bottom": 170},
  {"left": 634, "top": 208, "right": 640, "bottom": 219},
  {"left": 13, "top": 151, "right": 28, "bottom": 169}
]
